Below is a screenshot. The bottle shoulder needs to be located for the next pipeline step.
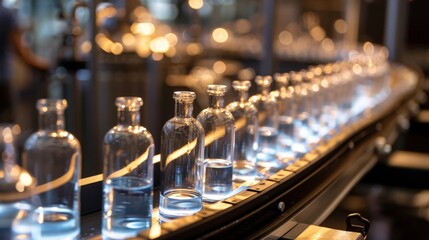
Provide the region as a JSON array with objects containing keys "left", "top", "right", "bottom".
[
  {"left": 162, "top": 117, "right": 204, "bottom": 133},
  {"left": 104, "top": 125, "right": 154, "bottom": 144},
  {"left": 197, "top": 108, "right": 235, "bottom": 125},
  {"left": 25, "top": 130, "right": 81, "bottom": 150},
  {"left": 226, "top": 101, "right": 258, "bottom": 118}
]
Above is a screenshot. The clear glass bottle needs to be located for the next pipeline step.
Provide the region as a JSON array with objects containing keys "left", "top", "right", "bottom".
[
  {"left": 290, "top": 72, "right": 311, "bottom": 157},
  {"left": 273, "top": 73, "right": 296, "bottom": 163},
  {"left": 0, "top": 124, "right": 38, "bottom": 240},
  {"left": 159, "top": 91, "right": 204, "bottom": 220},
  {"left": 197, "top": 85, "right": 235, "bottom": 201},
  {"left": 303, "top": 70, "right": 324, "bottom": 143},
  {"left": 226, "top": 81, "right": 259, "bottom": 181},
  {"left": 23, "top": 99, "right": 81, "bottom": 239},
  {"left": 249, "top": 76, "right": 283, "bottom": 169},
  {"left": 102, "top": 97, "right": 154, "bottom": 239}
]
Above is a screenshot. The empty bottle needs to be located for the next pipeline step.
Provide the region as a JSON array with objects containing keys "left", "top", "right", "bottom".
[
  {"left": 273, "top": 73, "right": 296, "bottom": 163},
  {"left": 226, "top": 81, "right": 259, "bottom": 181},
  {"left": 290, "top": 72, "right": 311, "bottom": 157},
  {"left": 23, "top": 99, "right": 81, "bottom": 239},
  {"left": 249, "top": 76, "right": 283, "bottom": 169},
  {"left": 159, "top": 91, "right": 204, "bottom": 220},
  {"left": 197, "top": 85, "right": 235, "bottom": 201},
  {"left": 102, "top": 97, "right": 154, "bottom": 239}
]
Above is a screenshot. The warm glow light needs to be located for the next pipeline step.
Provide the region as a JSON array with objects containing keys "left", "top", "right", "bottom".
[
  {"left": 188, "top": 0, "right": 204, "bottom": 10},
  {"left": 15, "top": 182, "right": 25, "bottom": 192},
  {"left": 149, "top": 224, "right": 162, "bottom": 239},
  {"left": 363, "top": 42, "right": 375, "bottom": 55},
  {"left": 321, "top": 38, "right": 334, "bottom": 51},
  {"left": 96, "top": 4, "right": 118, "bottom": 26},
  {"left": 12, "top": 125, "right": 20, "bottom": 135},
  {"left": 312, "top": 84, "right": 320, "bottom": 92},
  {"left": 152, "top": 53, "right": 164, "bottom": 61},
  {"left": 2, "top": 127, "right": 12, "bottom": 143},
  {"left": 80, "top": 41, "right": 92, "bottom": 54},
  {"left": 165, "top": 47, "right": 176, "bottom": 57},
  {"left": 324, "top": 65, "right": 332, "bottom": 75},
  {"left": 104, "top": 6, "right": 117, "bottom": 18},
  {"left": 186, "top": 43, "right": 203, "bottom": 55},
  {"left": 136, "top": 43, "right": 151, "bottom": 58},
  {"left": 279, "top": 30, "right": 293, "bottom": 45},
  {"left": 165, "top": 33, "right": 178, "bottom": 46},
  {"left": 96, "top": 33, "right": 113, "bottom": 53},
  {"left": 133, "top": 6, "right": 148, "bottom": 17},
  {"left": 238, "top": 68, "right": 255, "bottom": 81},
  {"left": 212, "top": 28, "right": 229, "bottom": 43},
  {"left": 131, "top": 22, "right": 155, "bottom": 36},
  {"left": 213, "top": 61, "right": 226, "bottom": 74},
  {"left": 313, "top": 66, "right": 323, "bottom": 76},
  {"left": 150, "top": 37, "right": 170, "bottom": 53},
  {"left": 352, "top": 64, "right": 362, "bottom": 75},
  {"left": 334, "top": 19, "right": 348, "bottom": 34},
  {"left": 20, "top": 172, "right": 33, "bottom": 186},
  {"left": 305, "top": 71, "right": 314, "bottom": 79},
  {"left": 110, "top": 42, "right": 123, "bottom": 55},
  {"left": 235, "top": 19, "right": 251, "bottom": 34},
  {"left": 10, "top": 165, "right": 20, "bottom": 178},
  {"left": 380, "top": 47, "right": 389, "bottom": 59},
  {"left": 122, "top": 33, "right": 136, "bottom": 47},
  {"left": 310, "top": 26, "right": 325, "bottom": 42}
]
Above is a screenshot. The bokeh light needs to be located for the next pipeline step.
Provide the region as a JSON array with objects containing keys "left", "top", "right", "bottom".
[
  {"left": 212, "top": 28, "right": 229, "bottom": 43},
  {"left": 188, "top": 0, "right": 204, "bottom": 10}
]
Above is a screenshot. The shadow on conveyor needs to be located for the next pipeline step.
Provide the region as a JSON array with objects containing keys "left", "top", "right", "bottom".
[{"left": 321, "top": 78, "right": 429, "bottom": 240}]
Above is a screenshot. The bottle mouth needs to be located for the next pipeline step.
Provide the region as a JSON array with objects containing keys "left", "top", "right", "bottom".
[
  {"left": 115, "top": 97, "right": 143, "bottom": 111},
  {"left": 173, "top": 91, "right": 196, "bottom": 102},
  {"left": 37, "top": 99, "right": 68, "bottom": 112},
  {"left": 232, "top": 80, "right": 251, "bottom": 91},
  {"left": 274, "top": 73, "right": 289, "bottom": 85},
  {"left": 207, "top": 84, "right": 227, "bottom": 96},
  {"left": 255, "top": 75, "right": 272, "bottom": 87}
]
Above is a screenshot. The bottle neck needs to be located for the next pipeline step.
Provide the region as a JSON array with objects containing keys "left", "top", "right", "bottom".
[
  {"left": 39, "top": 110, "right": 65, "bottom": 131},
  {"left": 236, "top": 91, "right": 248, "bottom": 103},
  {"left": 175, "top": 101, "right": 193, "bottom": 118},
  {"left": 209, "top": 95, "right": 224, "bottom": 109},
  {"left": 118, "top": 109, "right": 140, "bottom": 126}
]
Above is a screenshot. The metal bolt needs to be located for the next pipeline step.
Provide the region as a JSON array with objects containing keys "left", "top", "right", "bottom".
[
  {"left": 397, "top": 115, "right": 410, "bottom": 131},
  {"left": 375, "top": 137, "right": 392, "bottom": 156},
  {"left": 278, "top": 202, "right": 285, "bottom": 213}
]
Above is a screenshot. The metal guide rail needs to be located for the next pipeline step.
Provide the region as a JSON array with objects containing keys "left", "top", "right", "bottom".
[{"left": 79, "top": 65, "right": 421, "bottom": 239}]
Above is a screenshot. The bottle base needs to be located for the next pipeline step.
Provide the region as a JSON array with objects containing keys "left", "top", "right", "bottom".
[
  {"left": 34, "top": 207, "right": 79, "bottom": 240},
  {"left": 159, "top": 190, "right": 202, "bottom": 219},
  {"left": 102, "top": 216, "right": 151, "bottom": 239}
]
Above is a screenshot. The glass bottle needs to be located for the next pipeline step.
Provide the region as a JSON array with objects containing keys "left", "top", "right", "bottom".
[
  {"left": 310, "top": 65, "right": 336, "bottom": 137},
  {"left": 302, "top": 70, "right": 324, "bottom": 143},
  {"left": 290, "top": 72, "right": 311, "bottom": 157},
  {"left": 23, "top": 99, "right": 81, "bottom": 239},
  {"left": 102, "top": 97, "right": 154, "bottom": 239},
  {"left": 0, "top": 124, "right": 39, "bottom": 240},
  {"left": 159, "top": 91, "right": 204, "bottom": 220},
  {"left": 226, "top": 81, "right": 258, "bottom": 181},
  {"left": 273, "top": 73, "right": 296, "bottom": 163},
  {"left": 197, "top": 85, "right": 235, "bottom": 201},
  {"left": 249, "top": 76, "right": 283, "bottom": 169}
]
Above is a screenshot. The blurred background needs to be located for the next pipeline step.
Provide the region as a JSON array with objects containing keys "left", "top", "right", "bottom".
[{"left": 1, "top": 1, "right": 429, "bottom": 238}]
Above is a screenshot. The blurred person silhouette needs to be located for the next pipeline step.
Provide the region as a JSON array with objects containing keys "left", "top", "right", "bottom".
[{"left": 0, "top": 1, "right": 51, "bottom": 123}]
